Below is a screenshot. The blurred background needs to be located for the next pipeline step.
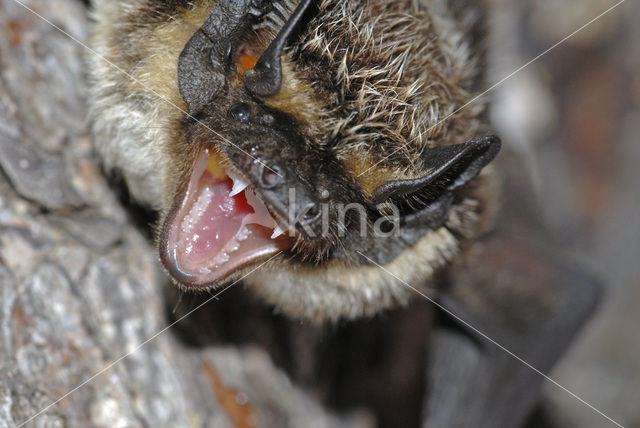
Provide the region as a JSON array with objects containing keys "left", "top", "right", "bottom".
[{"left": 488, "top": 0, "right": 640, "bottom": 426}]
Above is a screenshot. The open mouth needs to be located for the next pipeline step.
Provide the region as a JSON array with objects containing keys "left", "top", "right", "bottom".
[{"left": 161, "top": 148, "right": 293, "bottom": 287}]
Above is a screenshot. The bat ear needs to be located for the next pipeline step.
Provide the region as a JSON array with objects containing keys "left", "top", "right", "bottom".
[
  {"left": 372, "top": 135, "right": 501, "bottom": 212},
  {"left": 178, "top": 0, "right": 250, "bottom": 115},
  {"left": 178, "top": 0, "right": 316, "bottom": 113},
  {"left": 178, "top": 0, "right": 270, "bottom": 114},
  {"left": 244, "top": 0, "right": 316, "bottom": 97}
]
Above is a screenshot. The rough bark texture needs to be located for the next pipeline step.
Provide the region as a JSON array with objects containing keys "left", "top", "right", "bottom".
[{"left": 0, "top": 1, "right": 367, "bottom": 427}]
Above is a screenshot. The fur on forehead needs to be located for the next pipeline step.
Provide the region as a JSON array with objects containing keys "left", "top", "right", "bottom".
[{"left": 279, "top": 0, "right": 485, "bottom": 196}]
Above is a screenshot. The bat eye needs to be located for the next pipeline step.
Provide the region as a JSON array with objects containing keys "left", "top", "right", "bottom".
[
  {"left": 259, "top": 163, "right": 283, "bottom": 189},
  {"left": 228, "top": 102, "right": 252, "bottom": 122}
]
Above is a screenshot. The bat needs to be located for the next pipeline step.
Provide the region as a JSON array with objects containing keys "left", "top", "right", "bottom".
[
  {"left": 89, "top": 1, "right": 600, "bottom": 427},
  {"left": 89, "top": 0, "right": 501, "bottom": 321}
]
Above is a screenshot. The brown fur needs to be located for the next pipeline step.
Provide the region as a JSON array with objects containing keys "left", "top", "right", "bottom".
[
  {"left": 89, "top": 0, "right": 499, "bottom": 321},
  {"left": 290, "top": 0, "right": 484, "bottom": 193}
]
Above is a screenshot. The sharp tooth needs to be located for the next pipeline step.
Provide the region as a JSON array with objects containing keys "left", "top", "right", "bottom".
[
  {"left": 271, "top": 225, "right": 285, "bottom": 239},
  {"left": 216, "top": 251, "right": 230, "bottom": 264},
  {"left": 237, "top": 226, "right": 250, "bottom": 241},
  {"left": 229, "top": 176, "right": 249, "bottom": 196}
]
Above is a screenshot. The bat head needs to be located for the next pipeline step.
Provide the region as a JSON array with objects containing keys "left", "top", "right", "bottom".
[{"left": 141, "top": 0, "right": 500, "bottom": 320}]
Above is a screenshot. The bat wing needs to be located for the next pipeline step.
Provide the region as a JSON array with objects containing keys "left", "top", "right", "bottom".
[{"left": 422, "top": 234, "right": 602, "bottom": 428}]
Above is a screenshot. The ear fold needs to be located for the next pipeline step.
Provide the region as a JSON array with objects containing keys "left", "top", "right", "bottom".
[
  {"left": 244, "top": 0, "right": 316, "bottom": 97},
  {"left": 178, "top": 0, "right": 263, "bottom": 114},
  {"left": 178, "top": 0, "right": 316, "bottom": 114},
  {"left": 372, "top": 135, "right": 501, "bottom": 206}
]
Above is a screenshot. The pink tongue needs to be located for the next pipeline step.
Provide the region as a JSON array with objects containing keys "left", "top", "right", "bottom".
[
  {"left": 162, "top": 151, "right": 293, "bottom": 287},
  {"left": 181, "top": 174, "right": 249, "bottom": 265}
]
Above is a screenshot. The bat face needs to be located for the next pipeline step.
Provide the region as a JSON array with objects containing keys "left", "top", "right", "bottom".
[{"left": 90, "top": 0, "right": 500, "bottom": 320}]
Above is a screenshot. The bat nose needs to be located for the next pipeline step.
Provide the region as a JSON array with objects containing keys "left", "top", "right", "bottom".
[
  {"left": 300, "top": 202, "right": 322, "bottom": 225},
  {"left": 257, "top": 163, "right": 284, "bottom": 189},
  {"left": 293, "top": 201, "right": 324, "bottom": 236},
  {"left": 253, "top": 162, "right": 324, "bottom": 235}
]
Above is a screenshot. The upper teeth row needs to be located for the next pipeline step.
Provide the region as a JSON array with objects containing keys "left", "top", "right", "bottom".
[{"left": 228, "top": 171, "right": 290, "bottom": 240}]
